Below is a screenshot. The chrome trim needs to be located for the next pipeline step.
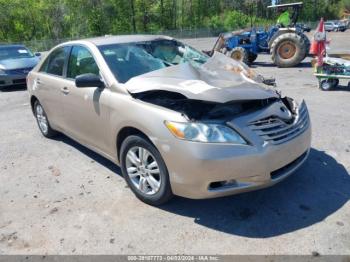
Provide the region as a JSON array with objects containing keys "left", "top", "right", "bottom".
[{"left": 248, "top": 101, "right": 309, "bottom": 145}]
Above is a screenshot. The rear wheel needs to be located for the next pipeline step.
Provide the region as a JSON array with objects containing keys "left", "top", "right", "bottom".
[
  {"left": 271, "top": 33, "right": 306, "bottom": 68},
  {"left": 120, "top": 135, "right": 173, "bottom": 205},
  {"left": 34, "top": 100, "right": 58, "bottom": 138},
  {"left": 229, "top": 47, "right": 249, "bottom": 64},
  {"left": 300, "top": 33, "right": 310, "bottom": 58}
]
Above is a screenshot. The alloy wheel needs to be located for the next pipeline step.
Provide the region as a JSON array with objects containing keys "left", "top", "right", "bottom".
[
  {"left": 125, "top": 146, "right": 161, "bottom": 195},
  {"left": 35, "top": 104, "right": 48, "bottom": 134}
]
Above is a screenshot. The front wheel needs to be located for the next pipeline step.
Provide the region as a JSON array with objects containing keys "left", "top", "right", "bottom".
[
  {"left": 120, "top": 135, "right": 173, "bottom": 205},
  {"left": 229, "top": 47, "right": 249, "bottom": 64}
]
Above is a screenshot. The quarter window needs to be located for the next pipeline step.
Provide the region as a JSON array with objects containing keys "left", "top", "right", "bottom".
[{"left": 67, "top": 46, "right": 99, "bottom": 79}]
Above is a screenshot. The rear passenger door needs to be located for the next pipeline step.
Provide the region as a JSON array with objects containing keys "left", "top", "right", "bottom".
[
  {"left": 35, "top": 46, "right": 71, "bottom": 129},
  {"left": 62, "top": 45, "right": 110, "bottom": 153}
]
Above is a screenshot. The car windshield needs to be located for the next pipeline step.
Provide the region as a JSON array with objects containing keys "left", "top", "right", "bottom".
[
  {"left": 0, "top": 46, "right": 34, "bottom": 60},
  {"left": 98, "top": 39, "right": 208, "bottom": 83}
]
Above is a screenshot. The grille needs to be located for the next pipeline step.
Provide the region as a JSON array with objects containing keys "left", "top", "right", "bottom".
[
  {"left": 6, "top": 67, "right": 32, "bottom": 75},
  {"left": 248, "top": 102, "right": 309, "bottom": 145}
]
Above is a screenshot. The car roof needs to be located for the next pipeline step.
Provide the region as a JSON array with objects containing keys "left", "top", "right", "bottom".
[
  {"left": 77, "top": 34, "right": 174, "bottom": 46},
  {"left": 0, "top": 44, "right": 26, "bottom": 49}
]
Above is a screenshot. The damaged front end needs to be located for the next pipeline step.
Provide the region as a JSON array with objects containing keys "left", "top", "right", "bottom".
[
  {"left": 132, "top": 90, "right": 285, "bottom": 121},
  {"left": 132, "top": 88, "right": 307, "bottom": 148},
  {"left": 127, "top": 51, "right": 299, "bottom": 126}
]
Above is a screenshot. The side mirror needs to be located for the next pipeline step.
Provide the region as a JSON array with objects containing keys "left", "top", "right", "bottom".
[
  {"left": 75, "top": 73, "right": 104, "bottom": 88},
  {"left": 35, "top": 52, "right": 41, "bottom": 57}
]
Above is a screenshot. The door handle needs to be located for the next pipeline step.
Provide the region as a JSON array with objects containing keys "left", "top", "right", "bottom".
[{"left": 61, "top": 86, "right": 70, "bottom": 95}]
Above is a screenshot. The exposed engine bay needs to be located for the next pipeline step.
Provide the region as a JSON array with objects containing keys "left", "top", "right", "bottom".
[
  {"left": 133, "top": 90, "right": 297, "bottom": 121},
  {"left": 127, "top": 50, "right": 298, "bottom": 122}
]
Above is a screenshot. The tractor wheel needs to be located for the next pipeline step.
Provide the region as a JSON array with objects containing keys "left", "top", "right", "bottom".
[
  {"left": 248, "top": 53, "right": 258, "bottom": 64},
  {"left": 271, "top": 33, "right": 307, "bottom": 68},
  {"left": 229, "top": 47, "right": 249, "bottom": 64},
  {"left": 300, "top": 33, "right": 310, "bottom": 58}
]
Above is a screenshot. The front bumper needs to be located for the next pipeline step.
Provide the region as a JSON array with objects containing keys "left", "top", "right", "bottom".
[
  {"left": 157, "top": 102, "right": 312, "bottom": 199},
  {"left": 0, "top": 74, "right": 27, "bottom": 87}
]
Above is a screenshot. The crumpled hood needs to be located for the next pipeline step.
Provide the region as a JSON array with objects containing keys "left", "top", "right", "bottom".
[
  {"left": 0, "top": 57, "right": 39, "bottom": 70},
  {"left": 125, "top": 51, "right": 278, "bottom": 103}
]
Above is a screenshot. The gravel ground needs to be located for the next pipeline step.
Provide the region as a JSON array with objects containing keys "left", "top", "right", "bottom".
[{"left": 0, "top": 31, "right": 350, "bottom": 255}]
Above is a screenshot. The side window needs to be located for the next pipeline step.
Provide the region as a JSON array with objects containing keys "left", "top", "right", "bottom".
[
  {"left": 67, "top": 46, "right": 99, "bottom": 79},
  {"left": 42, "top": 47, "right": 69, "bottom": 76}
]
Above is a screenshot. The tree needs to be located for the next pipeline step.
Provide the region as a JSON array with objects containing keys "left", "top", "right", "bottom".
[{"left": 0, "top": 0, "right": 348, "bottom": 47}]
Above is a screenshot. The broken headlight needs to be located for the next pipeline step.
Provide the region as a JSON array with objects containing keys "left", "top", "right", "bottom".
[{"left": 165, "top": 121, "right": 247, "bottom": 144}]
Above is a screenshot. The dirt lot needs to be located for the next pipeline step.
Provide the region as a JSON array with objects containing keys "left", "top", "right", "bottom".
[{"left": 0, "top": 31, "right": 350, "bottom": 255}]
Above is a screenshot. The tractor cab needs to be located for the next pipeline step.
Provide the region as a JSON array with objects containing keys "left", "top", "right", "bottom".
[{"left": 267, "top": 2, "right": 303, "bottom": 28}]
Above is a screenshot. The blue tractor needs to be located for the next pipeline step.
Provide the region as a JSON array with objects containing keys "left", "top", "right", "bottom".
[{"left": 206, "top": 2, "right": 310, "bottom": 67}]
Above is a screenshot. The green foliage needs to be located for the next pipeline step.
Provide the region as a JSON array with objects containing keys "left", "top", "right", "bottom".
[
  {"left": 206, "top": 10, "right": 272, "bottom": 32},
  {"left": 224, "top": 11, "right": 250, "bottom": 30},
  {"left": 0, "top": 0, "right": 348, "bottom": 50},
  {"left": 206, "top": 15, "right": 224, "bottom": 30}
]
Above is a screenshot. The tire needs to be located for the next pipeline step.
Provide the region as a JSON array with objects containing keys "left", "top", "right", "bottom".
[
  {"left": 247, "top": 52, "right": 258, "bottom": 64},
  {"left": 120, "top": 135, "right": 173, "bottom": 205},
  {"left": 300, "top": 33, "right": 310, "bottom": 58},
  {"left": 229, "top": 47, "right": 249, "bottom": 64},
  {"left": 271, "top": 33, "right": 307, "bottom": 68},
  {"left": 34, "top": 100, "right": 58, "bottom": 138},
  {"left": 319, "top": 79, "right": 337, "bottom": 91}
]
